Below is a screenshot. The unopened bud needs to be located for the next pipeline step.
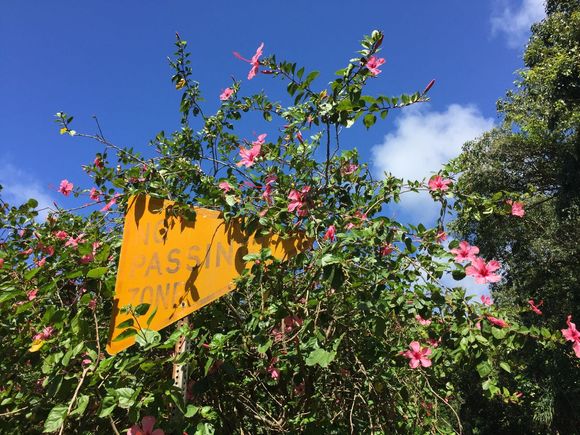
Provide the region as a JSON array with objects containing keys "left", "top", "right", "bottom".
[{"left": 423, "top": 79, "right": 436, "bottom": 94}]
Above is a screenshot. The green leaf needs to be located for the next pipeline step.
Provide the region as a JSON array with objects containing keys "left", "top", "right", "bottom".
[
  {"left": 451, "top": 269, "right": 466, "bottom": 280},
  {"left": 225, "top": 195, "right": 236, "bottom": 207},
  {"left": 86, "top": 267, "right": 108, "bottom": 279},
  {"left": 242, "top": 252, "right": 260, "bottom": 261},
  {"left": 540, "top": 327, "right": 552, "bottom": 338},
  {"left": 306, "top": 348, "right": 336, "bottom": 368},
  {"left": 146, "top": 307, "right": 158, "bottom": 327},
  {"left": 491, "top": 327, "right": 507, "bottom": 340},
  {"left": 476, "top": 361, "right": 492, "bottom": 378},
  {"left": 116, "top": 319, "right": 134, "bottom": 329},
  {"left": 112, "top": 328, "right": 137, "bottom": 342},
  {"left": 24, "top": 267, "right": 41, "bottom": 281},
  {"left": 134, "top": 303, "right": 151, "bottom": 316},
  {"left": 116, "top": 387, "right": 136, "bottom": 409},
  {"left": 257, "top": 339, "right": 272, "bottom": 354},
  {"left": 499, "top": 362, "right": 511, "bottom": 373},
  {"left": 135, "top": 329, "right": 161, "bottom": 347},
  {"left": 475, "top": 335, "right": 489, "bottom": 345},
  {"left": 304, "top": 70, "right": 320, "bottom": 85},
  {"left": 320, "top": 254, "right": 340, "bottom": 266},
  {"left": 98, "top": 395, "right": 116, "bottom": 418},
  {"left": 70, "top": 394, "right": 89, "bottom": 418},
  {"left": 184, "top": 404, "right": 199, "bottom": 418},
  {"left": 363, "top": 113, "right": 376, "bottom": 129},
  {"left": 43, "top": 404, "right": 67, "bottom": 433},
  {"left": 403, "top": 237, "right": 416, "bottom": 254}
]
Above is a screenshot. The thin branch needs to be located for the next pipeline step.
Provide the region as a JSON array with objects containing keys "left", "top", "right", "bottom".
[
  {"left": 108, "top": 416, "right": 121, "bottom": 435},
  {"left": 58, "top": 366, "right": 90, "bottom": 435},
  {"left": 0, "top": 406, "right": 28, "bottom": 417},
  {"left": 421, "top": 372, "right": 463, "bottom": 434}
]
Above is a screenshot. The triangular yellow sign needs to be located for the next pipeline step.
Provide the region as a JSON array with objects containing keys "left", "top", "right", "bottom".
[{"left": 107, "top": 195, "right": 307, "bottom": 354}]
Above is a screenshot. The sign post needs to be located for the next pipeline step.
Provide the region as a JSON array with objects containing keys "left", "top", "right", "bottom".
[{"left": 172, "top": 317, "right": 190, "bottom": 403}]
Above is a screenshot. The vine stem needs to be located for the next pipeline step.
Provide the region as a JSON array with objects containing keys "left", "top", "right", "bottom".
[
  {"left": 58, "top": 366, "right": 90, "bottom": 435},
  {"left": 421, "top": 372, "right": 463, "bottom": 434},
  {"left": 0, "top": 406, "right": 28, "bottom": 417}
]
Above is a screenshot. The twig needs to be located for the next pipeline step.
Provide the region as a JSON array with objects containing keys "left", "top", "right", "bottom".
[
  {"left": 0, "top": 406, "right": 28, "bottom": 417},
  {"left": 58, "top": 366, "right": 90, "bottom": 435},
  {"left": 93, "top": 302, "right": 101, "bottom": 358},
  {"left": 108, "top": 416, "right": 121, "bottom": 435},
  {"left": 421, "top": 372, "right": 463, "bottom": 434},
  {"left": 349, "top": 393, "right": 359, "bottom": 434}
]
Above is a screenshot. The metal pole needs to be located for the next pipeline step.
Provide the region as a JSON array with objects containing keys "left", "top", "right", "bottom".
[{"left": 172, "top": 316, "right": 190, "bottom": 404}]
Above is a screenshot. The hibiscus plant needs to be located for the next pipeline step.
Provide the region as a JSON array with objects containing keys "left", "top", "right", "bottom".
[{"left": 0, "top": 30, "right": 570, "bottom": 434}]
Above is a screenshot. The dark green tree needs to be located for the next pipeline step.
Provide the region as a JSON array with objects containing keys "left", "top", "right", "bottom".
[{"left": 452, "top": 1, "right": 580, "bottom": 432}]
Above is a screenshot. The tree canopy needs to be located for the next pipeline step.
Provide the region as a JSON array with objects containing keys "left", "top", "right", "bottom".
[{"left": 452, "top": 1, "right": 580, "bottom": 431}]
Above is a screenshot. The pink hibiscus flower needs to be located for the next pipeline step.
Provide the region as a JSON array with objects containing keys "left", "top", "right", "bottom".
[
  {"left": 237, "top": 143, "right": 261, "bottom": 168},
  {"left": 402, "top": 341, "right": 432, "bottom": 369},
  {"left": 435, "top": 230, "right": 447, "bottom": 243},
  {"left": 65, "top": 234, "right": 85, "bottom": 249},
  {"left": 341, "top": 163, "right": 359, "bottom": 176},
  {"left": 507, "top": 200, "right": 525, "bottom": 217},
  {"left": 415, "top": 315, "right": 432, "bottom": 326},
  {"left": 101, "top": 194, "right": 120, "bottom": 212},
  {"left": 480, "top": 295, "right": 493, "bottom": 306},
  {"left": 88, "top": 298, "right": 97, "bottom": 310},
  {"left": 465, "top": 257, "right": 501, "bottom": 284},
  {"left": 218, "top": 181, "right": 233, "bottom": 193},
  {"left": 323, "top": 225, "right": 336, "bottom": 241},
  {"left": 33, "top": 326, "right": 55, "bottom": 341},
  {"left": 79, "top": 254, "right": 94, "bottom": 264},
  {"left": 428, "top": 175, "right": 452, "bottom": 192},
  {"left": 89, "top": 187, "right": 101, "bottom": 201},
  {"left": 528, "top": 299, "right": 543, "bottom": 315},
  {"left": 54, "top": 230, "right": 69, "bottom": 240},
  {"left": 380, "top": 244, "right": 394, "bottom": 256},
  {"left": 27, "top": 289, "right": 38, "bottom": 300},
  {"left": 233, "top": 42, "right": 264, "bottom": 80},
  {"left": 39, "top": 244, "right": 55, "bottom": 256},
  {"left": 252, "top": 133, "right": 267, "bottom": 146},
  {"left": 219, "top": 87, "right": 234, "bottom": 101},
  {"left": 262, "top": 183, "right": 274, "bottom": 205},
  {"left": 267, "top": 357, "right": 280, "bottom": 380},
  {"left": 296, "top": 131, "right": 304, "bottom": 144},
  {"left": 128, "top": 416, "right": 165, "bottom": 435},
  {"left": 450, "top": 241, "right": 480, "bottom": 262},
  {"left": 0, "top": 258, "right": 4, "bottom": 268},
  {"left": 287, "top": 186, "right": 310, "bottom": 217},
  {"left": 271, "top": 316, "right": 303, "bottom": 342},
  {"left": 58, "top": 179, "right": 73, "bottom": 196},
  {"left": 486, "top": 316, "right": 509, "bottom": 328},
  {"left": 561, "top": 315, "right": 580, "bottom": 358},
  {"left": 426, "top": 338, "right": 440, "bottom": 348},
  {"left": 366, "top": 56, "right": 386, "bottom": 76}
]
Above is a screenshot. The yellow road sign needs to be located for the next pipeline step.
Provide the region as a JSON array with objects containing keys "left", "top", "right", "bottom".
[{"left": 107, "top": 194, "right": 307, "bottom": 354}]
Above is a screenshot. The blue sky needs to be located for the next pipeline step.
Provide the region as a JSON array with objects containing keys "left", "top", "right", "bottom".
[{"left": 0, "top": 0, "right": 544, "bottom": 222}]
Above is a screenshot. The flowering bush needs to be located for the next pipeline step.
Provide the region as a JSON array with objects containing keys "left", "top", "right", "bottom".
[{"left": 0, "top": 31, "right": 569, "bottom": 434}]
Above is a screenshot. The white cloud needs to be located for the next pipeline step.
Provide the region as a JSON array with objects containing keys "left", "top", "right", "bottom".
[
  {"left": 0, "top": 162, "right": 55, "bottom": 220},
  {"left": 491, "top": 0, "right": 545, "bottom": 48},
  {"left": 372, "top": 104, "right": 494, "bottom": 222}
]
